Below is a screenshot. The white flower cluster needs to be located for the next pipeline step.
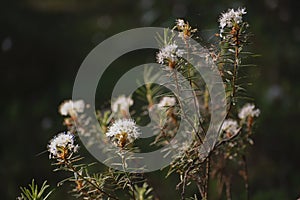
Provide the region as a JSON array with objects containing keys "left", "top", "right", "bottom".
[
  {"left": 59, "top": 100, "right": 85, "bottom": 117},
  {"left": 157, "top": 96, "right": 176, "bottom": 109},
  {"left": 176, "top": 19, "right": 185, "bottom": 29},
  {"left": 106, "top": 119, "right": 141, "bottom": 147},
  {"left": 112, "top": 95, "right": 133, "bottom": 114},
  {"left": 218, "top": 7, "right": 246, "bottom": 37},
  {"left": 174, "top": 18, "right": 197, "bottom": 40},
  {"left": 48, "top": 132, "right": 79, "bottom": 159},
  {"left": 238, "top": 103, "right": 260, "bottom": 120},
  {"left": 156, "top": 43, "right": 184, "bottom": 65},
  {"left": 221, "top": 119, "right": 240, "bottom": 135}
]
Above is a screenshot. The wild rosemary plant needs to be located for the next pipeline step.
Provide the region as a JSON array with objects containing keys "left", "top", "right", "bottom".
[
  {"left": 18, "top": 7, "right": 260, "bottom": 200},
  {"left": 17, "top": 179, "right": 53, "bottom": 200}
]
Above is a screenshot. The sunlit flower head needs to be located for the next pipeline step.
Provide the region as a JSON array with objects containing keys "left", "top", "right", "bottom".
[
  {"left": 111, "top": 95, "right": 133, "bottom": 114},
  {"left": 174, "top": 19, "right": 197, "bottom": 39},
  {"left": 238, "top": 103, "right": 260, "bottom": 120},
  {"left": 59, "top": 100, "right": 85, "bottom": 117},
  {"left": 221, "top": 119, "right": 239, "bottom": 137},
  {"left": 156, "top": 43, "right": 184, "bottom": 68},
  {"left": 176, "top": 19, "right": 185, "bottom": 29},
  {"left": 48, "top": 132, "right": 79, "bottom": 159},
  {"left": 106, "top": 118, "right": 141, "bottom": 148},
  {"left": 218, "top": 7, "right": 246, "bottom": 37},
  {"left": 157, "top": 96, "right": 176, "bottom": 109}
]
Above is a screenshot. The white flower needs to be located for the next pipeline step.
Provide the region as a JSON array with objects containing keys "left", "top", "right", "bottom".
[
  {"left": 238, "top": 103, "right": 260, "bottom": 120},
  {"left": 176, "top": 19, "right": 185, "bottom": 29},
  {"left": 218, "top": 7, "right": 246, "bottom": 37},
  {"left": 156, "top": 43, "right": 184, "bottom": 65},
  {"left": 106, "top": 118, "right": 141, "bottom": 147},
  {"left": 111, "top": 95, "right": 133, "bottom": 114},
  {"left": 48, "top": 132, "right": 79, "bottom": 159},
  {"left": 59, "top": 100, "right": 85, "bottom": 116},
  {"left": 221, "top": 119, "right": 239, "bottom": 135},
  {"left": 157, "top": 96, "right": 176, "bottom": 109},
  {"left": 174, "top": 19, "right": 197, "bottom": 39}
]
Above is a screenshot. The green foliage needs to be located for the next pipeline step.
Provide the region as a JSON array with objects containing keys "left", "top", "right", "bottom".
[
  {"left": 18, "top": 180, "right": 53, "bottom": 200},
  {"left": 130, "top": 183, "right": 154, "bottom": 200}
]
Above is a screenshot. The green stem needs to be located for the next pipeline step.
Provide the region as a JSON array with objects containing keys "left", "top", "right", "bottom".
[
  {"left": 242, "top": 155, "right": 249, "bottom": 200},
  {"left": 226, "top": 30, "right": 240, "bottom": 117},
  {"left": 225, "top": 177, "right": 232, "bottom": 200},
  {"left": 204, "top": 157, "right": 210, "bottom": 200},
  {"left": 184, "top": 39, "right": 206, "bottom": 139},
  {"left": 121, "top": 153, "right": 136, "bottom": 200},
  {"left": 173, "top": 69, "right": 202, "bottom": 143},
  {"left": 231, "top": 45, "right": 239, "bottom": 104}
]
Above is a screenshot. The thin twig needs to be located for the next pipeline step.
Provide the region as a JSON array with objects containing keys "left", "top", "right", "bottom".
[
  {"left": 184, "top": 39, "right": 202, "bottom": 122},
  {"left": 195, "top": 179, "right": 205, "bottom": 199},
  {"left": 181, "top": 166, "right": 191, "bottom": 200},
  {"left": 64, "top": 160, "right": 119, "bottom": 200},
  {"left": 173, "top": 69, "right": 203, "bottom": 143}
]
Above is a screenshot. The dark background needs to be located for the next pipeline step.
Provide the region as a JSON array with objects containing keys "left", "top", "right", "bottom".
[{"left": 1, "top": 0, "right": 300, "bottom": 199}]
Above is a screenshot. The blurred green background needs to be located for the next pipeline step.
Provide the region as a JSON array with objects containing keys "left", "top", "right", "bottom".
[{"left": 1, "top": 0, "right": 300, "bottom": 199}]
